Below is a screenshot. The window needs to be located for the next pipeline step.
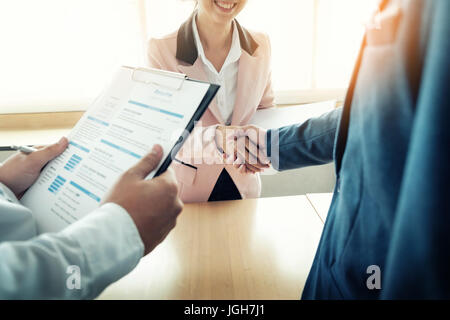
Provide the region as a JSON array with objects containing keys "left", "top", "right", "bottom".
[
  {"left": 238, "top": 0, "right": 378, "bottom": 103},
  {"left": 0, "top": 0, "right": 145, "bottom": 114},
  {"left": 0, "top": 0, "right": 378, "bottom": 114}
]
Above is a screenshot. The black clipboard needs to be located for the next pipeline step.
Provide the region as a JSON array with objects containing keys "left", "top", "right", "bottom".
[
  {"left": 154, "top": 80, "right": 219, "bottom": 177},
  {"left": 127, "top": 66, "right": 220, "bottom": 178}
]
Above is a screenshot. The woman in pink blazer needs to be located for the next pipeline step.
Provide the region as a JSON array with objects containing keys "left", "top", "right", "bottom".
[{"left": 147, "top": 0, "right": 274, "bottom": 203}]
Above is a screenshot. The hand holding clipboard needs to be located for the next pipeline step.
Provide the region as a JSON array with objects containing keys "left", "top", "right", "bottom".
[{"left": 21, "top": 66, "right": 219, "bottom": 233}]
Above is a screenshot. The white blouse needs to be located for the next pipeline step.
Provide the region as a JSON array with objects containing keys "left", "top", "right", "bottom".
[{"left": 192, "top": 14, "right": 241, "bottom": 125}]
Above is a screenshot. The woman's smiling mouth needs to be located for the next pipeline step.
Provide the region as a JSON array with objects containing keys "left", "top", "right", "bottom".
[{"left": 214, "top": 0, "right": 237, "bottom": 13}]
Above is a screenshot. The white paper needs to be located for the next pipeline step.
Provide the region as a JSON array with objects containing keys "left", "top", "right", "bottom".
[
  {"left": 21, "top": 67, "right": 210, "bottom": 233},
  {"left": 249, "top": 100, "right": 337, "bottom": 129}
]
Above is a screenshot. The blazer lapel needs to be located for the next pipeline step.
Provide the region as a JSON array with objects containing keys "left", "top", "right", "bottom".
[
  {"left": 230, "top": 20, "right": 260, "bottom": 126},
  {"left": 334, "top": 36, "right": 366, "bottom": 174},
  {"left": 230, "top": 51, "right": 258, "bottom": 126},
  {"left": 334, "top": 0, "right": 390, "bottom": 173}
]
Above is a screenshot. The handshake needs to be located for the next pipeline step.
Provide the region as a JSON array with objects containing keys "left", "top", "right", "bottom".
[{"left": 214, "top": 125, "right": 271, "bottom": 174}]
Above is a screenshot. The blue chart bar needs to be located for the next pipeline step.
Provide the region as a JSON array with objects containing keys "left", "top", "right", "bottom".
[
  {"left": 128, "top": 100, "right": 184, "bottom": 119},
  {"left": 69, "top": 141, "right": 90, "bottom": 153},
  {"left": 87, "top": 116, "right": 110, "bottom": 127},
  {"left": 69, "top": 181, "right": 101, "bottom": 203},
  {"left": 53, "top": 180, "right": 64, "bottom": 187},
  {"left": 48, "top": 175, "right": 66, "bottom": 194},
  {"left": 64, "top": 154, "right": 83, "bottom": 172},
  {"left": 100, "top": 139, "right": 142, "bottom": 159}
]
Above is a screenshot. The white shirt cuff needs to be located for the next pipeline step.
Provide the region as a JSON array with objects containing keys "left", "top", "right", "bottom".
[{"left": 59, "top": 202, "right": 144, "bottom": 297}]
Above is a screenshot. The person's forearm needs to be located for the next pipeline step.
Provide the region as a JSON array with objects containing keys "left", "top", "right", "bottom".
[
  {"left": 267, "top": 108, "right": 341, "bottom": 171},
  {"left": 0, "top": 183, "right": 37, "bottom": 242},
  {"left": 0, "top": 203, "right": 143, "bottom": 299},
  {"left": 0, "top": 163, "right": 6, "bottom": 186}
]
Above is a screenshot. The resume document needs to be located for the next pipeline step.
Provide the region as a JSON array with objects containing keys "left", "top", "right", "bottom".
[{"left": 21, "top": 67, "right": 217, "bottom": 233}]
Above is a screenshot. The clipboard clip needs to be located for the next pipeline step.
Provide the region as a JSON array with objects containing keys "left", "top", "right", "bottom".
[{"left": 130, "top": 67, "right": 187, "bottom": 91}]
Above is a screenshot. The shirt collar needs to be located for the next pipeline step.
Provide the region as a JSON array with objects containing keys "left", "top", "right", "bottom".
[
  {"left": 176, "top": 12, "right": 259, "bottom": 66},
  {"left": 192, "top": 13, "right": 241, "bottom": 72}
]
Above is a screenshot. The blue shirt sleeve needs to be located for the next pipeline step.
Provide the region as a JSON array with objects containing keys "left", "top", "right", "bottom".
[{"left": 266, "top": 108, "right": 341, "bottom": 171}]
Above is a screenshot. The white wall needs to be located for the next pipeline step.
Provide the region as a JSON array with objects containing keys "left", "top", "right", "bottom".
[{"left": 260, "top": 163, "right": 335, "bottom": 197}]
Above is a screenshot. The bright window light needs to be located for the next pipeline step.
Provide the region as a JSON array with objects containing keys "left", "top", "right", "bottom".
[
  {"left": 315, "top": 0, "right": 379, "bottom": 89},
  {"left": 0, "top": 0, "right": 145, "bottom": 114},
  {"left": 0, "top": 0, "right": 378, "bottom": 114}
]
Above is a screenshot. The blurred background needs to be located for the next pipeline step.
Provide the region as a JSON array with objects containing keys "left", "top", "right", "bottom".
[
  {"left": 0, "top": 0, "right": 378, "bottom": 113},
  {"left": 0, "top": 0, "right": 379, "bottom": 196}
]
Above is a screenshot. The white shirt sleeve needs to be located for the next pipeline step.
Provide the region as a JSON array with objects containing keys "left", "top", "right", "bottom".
[
  {"left": 0, "top": 183, "right": 37, "bottom": 242},
  {"left": 0, "top": 183, "right": 144, "bottom": 299}
]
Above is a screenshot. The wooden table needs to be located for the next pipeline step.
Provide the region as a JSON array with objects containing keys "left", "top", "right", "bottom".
[
  {"left": 0, "top": 128, "right": 71, "bottom": 148},
  {"left": 98, "top": 195, "right": 325, "bottom": 300},
  {"left": 0, "top": 112, "right": 79, "bottom": 148}
]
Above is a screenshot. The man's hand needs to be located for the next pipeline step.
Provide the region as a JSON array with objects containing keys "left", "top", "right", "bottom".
[
  {"left": 102, "top": 145, "right": 183, "bottom": 255},
  {"left": 215, "top": 125, "right": 270, "bottom": 174},
  {"left": 0, "top": 137, "right": 69, "bottom": 198},
  {"left": 234, "top": 125, "right": 270, "bottom": 174}
]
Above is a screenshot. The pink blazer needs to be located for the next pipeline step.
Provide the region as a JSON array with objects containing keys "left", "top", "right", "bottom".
[{"left": 147, "top": 14, "right": 275, "bottom": 203}]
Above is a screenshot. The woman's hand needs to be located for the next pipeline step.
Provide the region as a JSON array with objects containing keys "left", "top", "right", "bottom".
[
  {"left": 214, "top": 125, "right": 241, "bottom": 163},
  {"left": 0, "top": 137, "right": 69, "bottom": 198}
]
